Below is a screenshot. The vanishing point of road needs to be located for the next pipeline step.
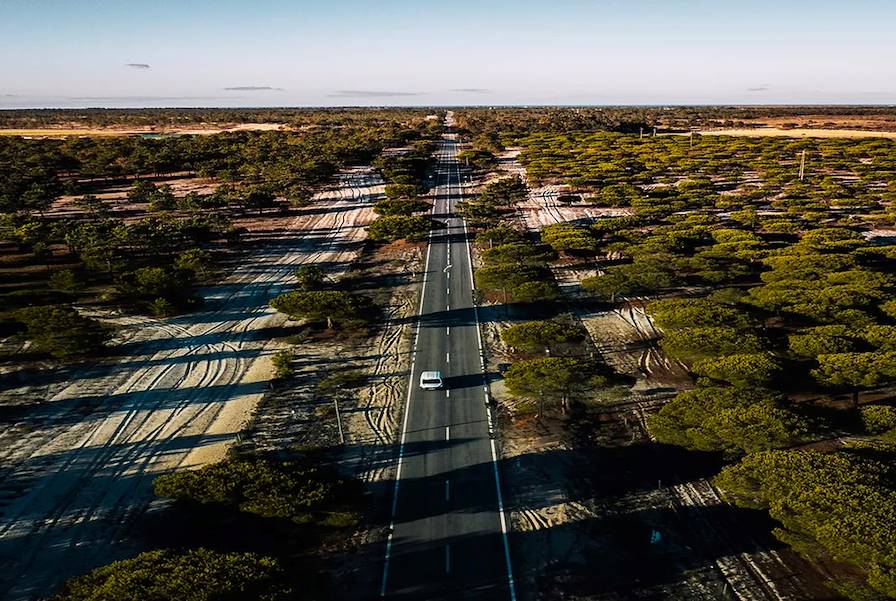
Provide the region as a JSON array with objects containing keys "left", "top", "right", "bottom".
[{"left": 380, "top": 130, "right": 517, "bottom": 600}]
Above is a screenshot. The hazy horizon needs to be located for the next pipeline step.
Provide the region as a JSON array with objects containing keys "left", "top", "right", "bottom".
[{"left": 2, "top": 0, "right": 895, "bottom": 109}]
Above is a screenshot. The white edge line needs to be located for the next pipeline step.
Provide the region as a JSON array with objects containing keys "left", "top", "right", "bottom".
[{"left": 456, "top": 150, "right": 518, "bottom": 601}]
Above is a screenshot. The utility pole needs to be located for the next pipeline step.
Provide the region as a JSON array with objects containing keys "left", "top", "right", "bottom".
[
  {"left": 334, "top": 397, "right": 345, "bottom": 444},
  {"left": 639, "top": 127, "right": 644, "bottom": 139},
  {"left": 798, "top": 149, "right": 806, "bottom": 181}
]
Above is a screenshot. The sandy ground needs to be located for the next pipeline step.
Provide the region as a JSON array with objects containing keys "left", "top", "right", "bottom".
[
  {"left": 0, "top": 123, "right": 286, "bottom": 138},
  {"left": 0, "top": 166, "right": 382, "bottom": 600},
  {"left": 696, "top": 127, "right": 896, "bottom": 140},
  {"left": 494, "top": 148, "right": 633, "bottom": 231}
]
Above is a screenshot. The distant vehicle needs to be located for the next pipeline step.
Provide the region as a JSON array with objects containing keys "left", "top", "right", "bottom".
[{"left": 419, "top": 371, "right": 443, "bottom": 390}]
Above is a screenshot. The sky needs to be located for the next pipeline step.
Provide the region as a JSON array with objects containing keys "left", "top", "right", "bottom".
[{"left": 1, "top": 0, "right": 895, "bottom": 108}]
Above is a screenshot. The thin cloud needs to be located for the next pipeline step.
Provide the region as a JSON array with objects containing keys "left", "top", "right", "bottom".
[
  {"left": 451, "top": 88, "right": 489, "bottom": 93},
  {"left": 125, "top": 63, "right": 151, "bottom": 69},
  {"left": 747, "top": 86, "right": 771, "bottom": 92},
  {"left": 66, "top": 95, "right": 227, "bottom": 101},
  {"left": 328, "top": 90, "right": 423, "bottom": 98},
  {"left": 223, "top": 86, "right": 284, "bottom": 91}
]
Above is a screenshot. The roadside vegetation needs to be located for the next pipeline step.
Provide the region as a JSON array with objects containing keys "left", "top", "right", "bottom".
[
  {"left": 0, "top": 111, "right": 437, "bottom": 362},
  {"left": 479, "top": 118, "right": 896, "bottom": 598}
]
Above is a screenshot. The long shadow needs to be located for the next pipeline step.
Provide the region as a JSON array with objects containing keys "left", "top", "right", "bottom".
[{"left": 316, "top": 441, "right": 787, "bottom": 601}]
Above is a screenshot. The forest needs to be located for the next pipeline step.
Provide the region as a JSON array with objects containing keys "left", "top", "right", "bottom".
[{"left": 471, "top": 120, "right": 896, "bottom": 598}]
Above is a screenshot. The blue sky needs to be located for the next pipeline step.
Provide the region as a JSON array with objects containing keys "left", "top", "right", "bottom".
[{"left": 1, "top": 0, "right": 894, "bottom": 107}]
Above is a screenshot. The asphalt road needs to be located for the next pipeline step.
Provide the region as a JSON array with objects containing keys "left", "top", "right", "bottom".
[{"left": 380, "top": 135, "right": 516, "bottom": 600}]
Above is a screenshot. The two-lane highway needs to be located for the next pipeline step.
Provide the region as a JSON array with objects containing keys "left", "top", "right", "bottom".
[{"left": 380, "top": 134, "right": 516, "bottom": 600}]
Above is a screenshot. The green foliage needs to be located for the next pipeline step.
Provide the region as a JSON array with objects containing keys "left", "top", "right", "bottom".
[
  {"left": 175, "top": 248, "right": 212, "bottom": 278},
  {"left": 474, "top": 262, "right": 556, "bottom": 303},
  {"left": 692, "top": 353, "right": 782, "bottom": 388},
  {"left": 648, "top": 298, "right": 755, "bottom": 330},
  {"left": 373, "top": 197, "right": 432, "bottom": 216},
  {"left": 271, "top": 350, "right": 294, "bottom": 380},
  {"left": 860, "top": 405, "right": 896, "bottom": 435},
  {"left": 648, "top": 387, "right": 807, "bottom": 455},
  {"left": 504, "top": 357, "right": 616, "bottom": 413},
  {"left": 52, "top": 548, "right": 293, "bottom": 601},
  {"left": 270, "top": 290, "right": 372, "bottom": 328},
  {"left": 812, "top": 352, "right": 896, "bottom": 391},
  {"left": 475, "top": 224, "right": 525, "bottom": 248},
  {"left": 294, "top": 265, "right": 325, "bottom": 291},
  {"left": 14, "top": 305, "right": 109, "bottom": 359},
  {"left": 367, "top": 215, "right": 432, "bottom": 242},
  {"left": 480, "top": 243, "right": 554, "bottom": 265},
  {"left": 540, "top": 223, "right": 600, "bottom": 255},
  {"left": 117, "top": 266, "right": 197, "bottom": 312},
  {"left": 48, "top": 269, "right": 81, "bottom": 293},
  {"left": 660, "top": 327, "right": 763, "bottom": 363},
  {"left": 383, "top": 183, "right": 422, "bottom": 199},
  {"left": 714, "top": 444, "right": 896, "bottom": 597},
  {"left": 788, "top": 325, "right": 861, "bottom": 358},
  {"left": 501, "top": 318, "right": 587, "bottom": 353},
  {"left": 153, "top": 457, "right": 337, "bottom": 523}
]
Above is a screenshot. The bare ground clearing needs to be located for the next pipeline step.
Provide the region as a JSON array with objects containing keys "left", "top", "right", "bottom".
[{"left": 0, "top": 166, "right": 382, "bottom": 600}]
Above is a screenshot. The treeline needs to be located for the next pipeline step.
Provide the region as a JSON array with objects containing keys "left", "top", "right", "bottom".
[
  {"left": 0, "top": 107, "right": 444, "bottom": 129},
  {"left": 454, "top": 106, "right": 896, "bottom": 138},
  {"left": 1, "top": 123, "right": 433, "bottom": 213},
  {"left": 1, "top": 116, "right": 435, "bottom": 360}
]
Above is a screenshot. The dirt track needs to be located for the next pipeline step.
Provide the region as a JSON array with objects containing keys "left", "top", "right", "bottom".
[{"left": 0, "top": 167, "right": 382, "bottom": 600}]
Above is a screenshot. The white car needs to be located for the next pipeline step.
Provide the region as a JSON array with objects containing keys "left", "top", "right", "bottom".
[{"left": 419, "top": 371, "right": 443, "bottom": 390}]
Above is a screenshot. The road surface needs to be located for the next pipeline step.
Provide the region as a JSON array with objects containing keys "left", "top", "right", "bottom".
[{"left": 380, "top": 134, "right": 516, "bottom": 600}]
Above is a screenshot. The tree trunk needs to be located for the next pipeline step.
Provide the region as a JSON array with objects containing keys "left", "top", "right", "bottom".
[{"left": 853, "top": 389, "right": 860, "bottom": 409}]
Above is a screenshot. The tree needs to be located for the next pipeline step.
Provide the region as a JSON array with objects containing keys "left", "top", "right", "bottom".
[
  {"left": 294, "top": 265, "right": 325, "bottom": 290},
  {"left": 117, "top": 266, "right": 197, "bottom": 311},
  {"left": 52, "top": 548, "right": 294, "bottom": 601},
  {"left": 153, "top": 457, "right": 336, "bottom": 522},
  {"left": 175, "top": 248, "right": 212, "bottom": 278},
  {"left": 272, "top": 350, "right": 294, "bottom": 379},
  {"left": 692, "top": 353, "right": 782, "bottom": 388},
  {"left": 501, "top": 318, "right": 587, "bottom": 354},
  {"left": 540, "top": 223, "right": 600, "bottom": 255},
  {"left": 648, "top": 298, "right": 755, "bottom": 331},
  {"left": 660, "top": 327, "right": 763, "bottom": 363},
  {"left": 714, "top": 445, "right": 896, "bottom": 598},
  {"left": 384, "top": 183, "right": 421, "bottom": 199},
  {"left": 367, "top": 215, "right": 432, "bottom": 243},
  {"left": 474, "top": 262, "right": 554, "bottom": 303},
  {"left": 148, "top": 184, "right": 177, "bottom": 212},
  {"left": 270, "top": 290, "right": 371, "bottom": 329},
  {"left": 788, "top": 325, "right": 861, "bottom": 358},
  {"left": 14, "top": 305, "right": 110, "bottom": 359},
  {"left": 812, "top": 352, "right": 896, "bottom": 407},
  {"left": 480, "top": 243, "right": 555, "bottom": 265},
  {"left": 127, "top": 180, "right": 157, "bottom": 204},
  {"left": 475, "top": 224, "right": 524, "bottom": 249},
  {"left": 373, "top": 198, "right": 431, "bottom": 216},
  {"left": 504, "top": 357, "right": 614, "bottom": 414}
]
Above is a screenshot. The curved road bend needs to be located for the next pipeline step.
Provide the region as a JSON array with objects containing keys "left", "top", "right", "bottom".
[{"left": 380, "top": 134, "right": 516, "bottom": 600}]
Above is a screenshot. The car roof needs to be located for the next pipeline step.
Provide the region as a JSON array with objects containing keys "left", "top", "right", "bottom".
[{"left": 421, "top": 371, "right": 442, "bottom": 379}]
